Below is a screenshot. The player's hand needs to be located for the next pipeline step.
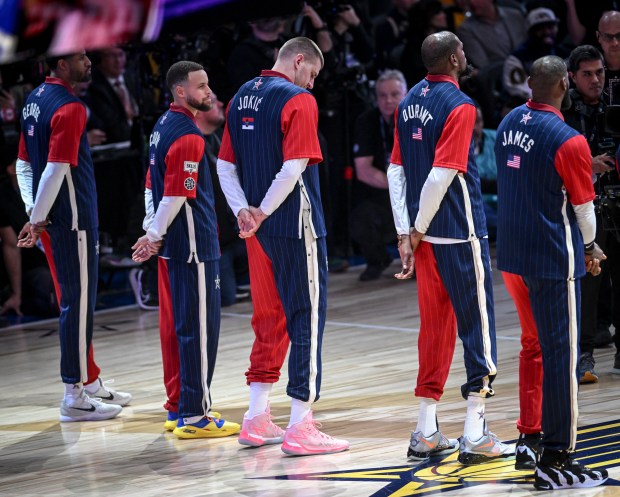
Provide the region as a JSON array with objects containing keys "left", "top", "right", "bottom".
[
  {"left": 87, "top": 129, "right": 107, "bottom": 146},
  {"left": 131, "top": 235, "right": 161, "bottom": 262},
  {"left": 409, "top": 228, "right": 424, "bottom": 252},
  {"left": 17, "top": 220, "right": 48, "bottom": 248},
  {"left": 248, "top": 206, "right": 268, "bottom": 234},
  {"left": 395, "top": 234, "right": 414, "bottom": 280},
  {"left": 237, "top": 208, "right": 257, "bottom": 238},
  {"left": 0, "top": 293, "right": 22, "bottom": 316},
  {"left": 592, "top": 154, "right": 614, "bottom": 174},
  {"left": 585, "top": 242, "right": 606, "bottom": 276}
]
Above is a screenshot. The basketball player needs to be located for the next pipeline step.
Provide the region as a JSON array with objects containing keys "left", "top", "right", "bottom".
[
  {"left": 17, "top": 51, "right": 131, "bottom": 421},
  {"left": 132, "top": 61, "right": 239, "bottom": 438},
  {"left": 388, "top": 31, "right": 513, "bottom": 464},
  {"left": 217, "top": 37, "right": 349, "bottom": 455},
  {"left": 496, "top": 55, "right": 608, "bottom": 490}
]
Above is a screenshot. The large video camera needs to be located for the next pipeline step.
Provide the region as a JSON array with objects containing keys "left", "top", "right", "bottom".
[{"left": 599, "top": 186, "right": 620, "bottom": 238}]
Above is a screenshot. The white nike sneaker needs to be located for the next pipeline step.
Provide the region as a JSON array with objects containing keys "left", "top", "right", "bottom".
[{"left": 60, "top": 388, "right": 122, "bottom": 422}]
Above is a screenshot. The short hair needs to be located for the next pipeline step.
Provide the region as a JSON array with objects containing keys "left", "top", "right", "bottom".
[
  {"left": 376, "top": 69, "right": 407, "bottom": 88},
  {"left": 278, "top": 37, "right": 324, "bottom": 68},
  {"left": 421, "top": 31, "right": 459, "bottom": 72},
  {"left": 567, "top": 45, "right": 605, "bottom": 73},
  {"left": 166, "top": 61, "right": 205, "bottom": 92},
  {"left": 46, "top": 53, "right": 78, "bottom": 71},
  {"left": 529, "top": 55, "right": 567, "bottom": 96}
]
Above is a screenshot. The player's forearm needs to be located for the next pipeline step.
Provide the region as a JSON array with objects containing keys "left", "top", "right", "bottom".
[
  {"left": 2, "top": 242, "right": 21, "bottom": 298},
  {"left": 30, "top": 162, "right": 70, "bottom": 225},
  {"left": 16, "top": 159, "right": 34, "bottom": 216},
  {"left": 573, "top": 200, "right": 596, "bottom": 245},
  {"left": 143, "top": 188, "right": 155, "bottom": 230},
  {"left": 217, "top": 159, "right": 249, "bottom": 216},
  {"left": 146, "top": 196, "right": 185, "bottom": 242},
  {"left": 387, "top": 163, "right": 410, "bottom": 235},
  {"left": 260, "top": 158, "right": 308, "bottom": 215},
  {"left": 414, "top": 167, "right": 458, "bottom": 234}
]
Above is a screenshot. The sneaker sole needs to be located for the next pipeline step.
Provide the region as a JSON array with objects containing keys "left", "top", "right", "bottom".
[
  {"left": 458, "top": 452, "right": 513, "bottom": 465},
  {"left": 534, "top": 476, "right": 608, "bottom": 490},
  {"left": 238, "top": 434, "right": 285, "bottom": 447},
  {"left": 173, "top": 427, "right": 240, "bottom": 439},
  {"left": 281, "top": 442, "right": 349, "bottom": 456},
  {"left": 60, "top": 410, "right": 121, "bottom": 422},
  {"left": 408, "top": 445, "right": 458, "bottom": 461}
]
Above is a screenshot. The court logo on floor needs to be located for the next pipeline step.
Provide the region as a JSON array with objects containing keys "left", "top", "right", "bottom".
[{"left": 260, "top": 420, "right": 620, "bottom": 496}]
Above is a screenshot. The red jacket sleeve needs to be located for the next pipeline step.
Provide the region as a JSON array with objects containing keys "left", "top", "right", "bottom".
[
  {"left": 433, "top": 103, "right": 476, "bottom": 172},
  {"left": 164, "top": 134, "right": 205, "bottom": 199},
  {"left": 555, "top": 135, "right": 595, "bottom": 205},
  {"left": 281, "top": 93, "right": 322, "bottom": 164},
  {"left": 390, "top": 109, "right": 402, "bottom": 165},
  {"left": 145, "top": 168, "right": 151, "bottom": 189},
  {"left": 218, "top": 101, "right": 236, "bottom": 163},
  {"left": 48, "top": 102, "right": 87, "bottom": 166},
  {"left": 18, "top": 132, "right": 29, "bottom": 161}
]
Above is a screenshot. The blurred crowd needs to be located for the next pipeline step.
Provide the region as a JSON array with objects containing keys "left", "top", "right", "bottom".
[{"left": 0, "top": 0, "right": 619, "bottom": 326}]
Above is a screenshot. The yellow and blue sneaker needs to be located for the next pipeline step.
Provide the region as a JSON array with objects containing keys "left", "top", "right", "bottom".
[
  {"left": 164, "top": 411, "right": 222, "bottom": 432},
  {"left": 173, "top": 414, "right": 239, "bottom": 439}
]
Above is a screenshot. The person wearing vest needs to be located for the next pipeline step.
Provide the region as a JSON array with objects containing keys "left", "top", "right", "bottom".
[
  {"left": 388, "top": 31, "right": 511, "bottom": 465},
  {"left": 132, "top": 61, "right": 239, "bottom": 439},
  {"left": 17, "top": 51, "right": 131, "bottom": 422},
  {"left": 496, "top": 55, "right": 608, "bottom": 490},
  {"left": 217, "top": 37, "right": 349, "bottom": 456}
]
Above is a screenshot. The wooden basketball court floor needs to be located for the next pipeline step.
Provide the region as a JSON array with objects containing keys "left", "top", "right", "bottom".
[{"left": 1, "top": 259, "right": 619, "bottom": 497}]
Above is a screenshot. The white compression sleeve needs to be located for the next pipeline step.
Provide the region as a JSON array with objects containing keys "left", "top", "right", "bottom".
[
  {"left": 573, "top": 200, "right": 596, "bottom": 245},
  {"left": 216, "top": 159, "right": 249, "bottom": 216},
  {"left": 16, "top": 159, "right": 34, "bottom": 216},
  {"left": 387, "top": 163, "right": 410, "bottom": 235},
  {"left": 146, "top": 196, "right": 185, "bottom": 242},
  {"left": 30, "top": 162, "right": 70, "bottom": 225},
  {"left": 414, "top": 167, "right": 458, "bottom": 234},
  {"left": 143, "top": 187, "right": 155, "bottom": 231},
  {"left": 259, "top": 158, "right": 309, "bottom": 215}
]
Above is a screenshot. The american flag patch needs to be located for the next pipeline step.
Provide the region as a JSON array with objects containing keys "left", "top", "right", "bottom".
[
  {"left": 150, "top": 154, "right": 155, "bottom": 165},
  {"left": 242, "top": 117, "right": 254, "bottom": 130},
  {"left": 412, "top": 128, "right": 422, "bottom": 140},
  {"left": 27, "top": 124, "right": 35, "bottom": 136},
  {"left": 507, "top": 154, "right": 521, "bottom": 169}
]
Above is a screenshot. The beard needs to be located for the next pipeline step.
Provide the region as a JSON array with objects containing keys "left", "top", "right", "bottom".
[
  {"left": 459, "top": 63, "right": 473, "bottom": 78},
  {"left": 72, "top": 68, "right": 91, "bottom": 83},
  {"left": 560, "top": 88, "right": 572, "bottom": 111},
  {"left": 188, "top": 95, "right": 212, "bottom": 112}
]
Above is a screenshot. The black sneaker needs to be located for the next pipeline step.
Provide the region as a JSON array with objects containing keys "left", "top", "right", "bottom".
[
  {"left": 534, "top": 449, "right": 608, "bottom": 490},
  {"left": 578, "top": 352, "right": 598, "bottom": 384},
  {"left": 515, "top": 432, "right": 541, "bottom": 470}
]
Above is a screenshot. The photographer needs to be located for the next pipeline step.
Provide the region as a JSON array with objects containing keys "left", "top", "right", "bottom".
[
  {"left": 311, "top": 1, "right": 375, "bottom": 258},
  {"left": 563, "top": 45, "right": 620, "bottom": 382}
]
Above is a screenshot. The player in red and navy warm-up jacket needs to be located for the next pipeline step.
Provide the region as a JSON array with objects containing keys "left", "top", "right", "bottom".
[
  {"left": 496, "top": 56, "right": 607, "bottom": 485},
  {"left": 388, "top": 32, "right": 510, "bottom": 465},
  {"left": 133, "top": 61, "right": 239, "bottom": 438},
  {"left": 217, "top": 38, "right": 349, "bottom": 455},
  {"left": 17, "top": 52, "right": 130, "bottom": 421}
]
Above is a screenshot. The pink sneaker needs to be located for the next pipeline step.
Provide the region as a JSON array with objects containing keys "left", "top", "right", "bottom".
[
  {"left": 238, "top": 404, "right": 285, "bottom": 447},
  {"left": 281, "top": 412, "right": 350, "bottom": 456}
]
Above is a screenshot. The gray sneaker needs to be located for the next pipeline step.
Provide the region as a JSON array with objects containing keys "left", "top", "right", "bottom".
[
  {"left": 407, "top": 430, "right": 459, "bottom": 461},
  {"left": 457, "top": 424, "right": 515, "bottom": 465},
  {"left": 60, "top": 388, "right": 122, "bottom": 422}
]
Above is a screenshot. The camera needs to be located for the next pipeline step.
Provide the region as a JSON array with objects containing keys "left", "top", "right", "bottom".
[
  {"left": 599, "top": 185, "right": 620, "bottom": 234},
  {"left": 598, "top": 137, "right": 617, "bottom": 157},
  {"left": 601, "top": 105, "right": 620, "bottom": 137},
  {"left": 308, "top": 0, "right": 349, "bottom": 18}
]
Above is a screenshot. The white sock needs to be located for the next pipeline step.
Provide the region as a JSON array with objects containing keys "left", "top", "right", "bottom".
[
  {"left": 288, "top": 398, "right": 312, "bottom": 427},
  {"left": 463, "top": 395, "right": 485, "bottom": 441},
  {"left": 416, "top": 398, "right": 438, "bottom": 437},
  {"left": 63, "top": 383, "right": 83, "bottom": 404},
  {"left": 84, "top": 378, "right": 101, "bottom": 394},
  {"left": 248, "top": 382, "right": 272, "bottom": 418}
]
